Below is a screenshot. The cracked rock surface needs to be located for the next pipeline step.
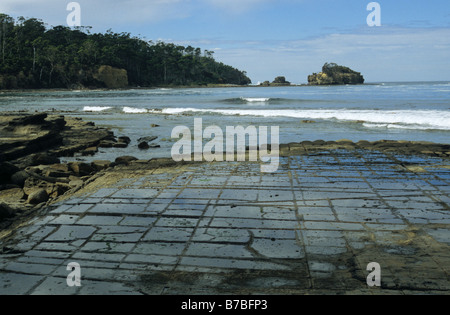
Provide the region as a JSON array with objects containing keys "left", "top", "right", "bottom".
[{"left": 0, "top": 147, "right": 449, "bottom": 295}]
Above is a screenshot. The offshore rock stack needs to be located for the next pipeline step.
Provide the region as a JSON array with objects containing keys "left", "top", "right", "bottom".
[{"left": 308, "top": 63, "right": 364, "bottom": 85}]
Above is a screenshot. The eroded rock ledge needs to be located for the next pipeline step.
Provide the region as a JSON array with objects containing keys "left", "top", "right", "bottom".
[{"left": 0, "top": 113, "right": 125, "bottom": 228}]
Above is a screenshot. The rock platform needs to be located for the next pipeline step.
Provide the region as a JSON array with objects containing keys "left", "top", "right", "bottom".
[{"left": 0, "top": 144, "right": 448, "bottom": 295}]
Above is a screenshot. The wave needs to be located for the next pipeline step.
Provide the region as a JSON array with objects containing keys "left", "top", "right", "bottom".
[
  {"left": 123, "top": 106, "right": 149, "bottom": 113},
  {"left": 83, "top": 106, "right": 112, "bottom": 112},
  {"left": 156, "top": 108, "right": 450, "bottom": 131},
  {"left": 241, "top": 97, "right": 270, "bottom": 102},
  {"left": 220, "top": 97, "right": 320, "bottom": 104}
]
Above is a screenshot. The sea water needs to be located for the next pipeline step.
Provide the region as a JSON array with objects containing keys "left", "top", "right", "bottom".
[{"left": 1, "top": 82, "right": 449, "bottom": 162}]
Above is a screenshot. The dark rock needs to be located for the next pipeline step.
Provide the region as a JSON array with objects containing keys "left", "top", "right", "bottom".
[
  {"left": 137, "top": 136, "right": 158, "bottom": 143},
  {"left": 138, "top": 141, "right": 150, "bottom": 150},
  {"left": 46, "top": 164, "right": 70, "bottom": 173},
  {"left": 69, "top": 162, "right": 95, "bottom": 176},
  {"left": 46, "top": 116, "right": 67, "bottom": 130},
  {"left": 0, "top": 203, "right": 15, "bottom": 220},
  {"left": 113, "top": 142, "right": 128, "bottom": 148},
  {"left": 7, "top": 113, "right": 48, "bottom": 127},
  {"left": 99, "top": 140, "right": 116, "bottom": 148},
  {"left": 0, "top": 162, "right": 21, "bottom": 183},
  {"left": 43, "top": 170, "right": 72, "bottom": 178},
  {"left": 48, "top": 183, "right": 71, "bottom": 199},
  {"left": 91, "top": 160, "right": 111, "bottom": 171},
  {"left": 150, "top": 124, "right": 160, "bottom": 128},
  {"left": 10, "top": 171, "right": 30, "bottom": 187},
  {"left": 115, "top": 156, "right": 138, "bottom": 165},
  {"left": 81, "top": 147, "right": 98, "bottom": 156},
  {"left": 27, "top": 189, "right": 49, "bottom": 204},
  {"left": 0, "top": 184, "right": 21, "bottom": 191},
  {"left": 118, "top": 136, "right": 131, "bottom": 144},
  {"left": 30, "top": 153, "right": 60, "bottom": 166}
]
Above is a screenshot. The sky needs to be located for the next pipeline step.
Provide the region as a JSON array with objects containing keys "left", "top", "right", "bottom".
[{"left": 1, "top": 0, "right": 450, "bottom": 83}]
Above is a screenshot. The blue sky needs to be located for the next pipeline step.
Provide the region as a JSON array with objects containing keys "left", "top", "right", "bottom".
[{"left": 1, "top": 0, "right": 450, "bottom": 83}]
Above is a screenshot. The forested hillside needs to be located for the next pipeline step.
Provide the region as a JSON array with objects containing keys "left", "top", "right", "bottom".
[{"left": 0, "top": 14, "right": 251, "bottom": 89}]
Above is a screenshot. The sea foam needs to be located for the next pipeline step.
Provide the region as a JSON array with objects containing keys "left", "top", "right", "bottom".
[
  {"left": 158, "top": 108, "right": 450, "bottom": 130},
  {"left": 83, "top": 106, "right": 112, "bottom": 112}
]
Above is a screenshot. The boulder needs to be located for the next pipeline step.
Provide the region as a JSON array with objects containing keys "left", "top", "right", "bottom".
[
  {"left": 118, "top": 136, "right": 131, "bottom": 144},
  {"left": 69, "top": 162, "right": 95, "bottom": 176},
  {"left": 23, "top": 177, "right": 47, "bottom": 196},
  {"left": 0, "top": 188, "right": 26, "bottom": 203},
  {"left": 81, "top": 147, "right": 98, "bottom": 156},
  {"left": 0, "top": 162, "right": 21, "bottom": 183},
  {"left": 115, "top": 156, "right": 138, "bottom": 165},
  {"left": 27, "top": 189, "right": 49, "bottom": 204},
  {"left": 99, "top": 140, "right": 116, "bottom": 148},
  {"left": 0, "top": 203, "right": 15, "bottom": 220},
  {"left": 91, "top": 160, "right": 111, "bottom": 171},
  {"left": 0, "top": 184, "right": 21, "bottom": 191},
  {"left": 48, "top": 183, "right": 71, "bottom": 199},
  {"left": 113, "top": 142, "right": 128, "bottom": 148},
  {"left": 138, "top": 141, "right": 150, "bottom": 150},
  {"left": 47, "top": 164, "right": 70, "bottom": 173},
  {"left": 30, "top": 153, "right": 60, "bottom": 166},
  {"left": 137, "top": 136, "right": 158, "bottom": 143},
  {"left": 43, "top": 169, "right": 72, "bottom": 178},
  {"left": 10, "top": 171, "right": 30, "bottom": 187}
]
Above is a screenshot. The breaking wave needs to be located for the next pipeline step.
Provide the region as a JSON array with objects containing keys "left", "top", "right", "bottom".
[
  {"left": 83, "top": 106, "right": 112, "bottom": 112},
  {"left": 155, "top": 108, "right": 450, "bottom": 131}
]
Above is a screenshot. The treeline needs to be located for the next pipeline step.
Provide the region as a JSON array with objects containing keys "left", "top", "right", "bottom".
[{"left": 0, "top": 14, "right": 251, "bottom": 89}]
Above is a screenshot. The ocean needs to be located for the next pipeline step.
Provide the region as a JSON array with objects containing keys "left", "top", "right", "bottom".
[{"left": 1, "top": 81, "right": 449, "bottom": 162}]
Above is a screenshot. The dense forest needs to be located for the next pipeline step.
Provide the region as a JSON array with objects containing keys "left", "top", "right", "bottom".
[{"left": 0, "top": 14, "right": 251, "bottom": 89}]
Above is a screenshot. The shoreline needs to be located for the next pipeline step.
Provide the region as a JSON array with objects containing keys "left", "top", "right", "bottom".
[{"left": 1, "top": 81, "right": 447, "bottom": 94}]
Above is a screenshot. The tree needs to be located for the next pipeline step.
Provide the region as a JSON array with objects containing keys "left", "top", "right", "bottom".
[
  {"left": 0, "top": 14, "right": 14, "bottom": 64},
  {"left": 0, "top": 15, "right": 251, "bottom": 89},
  {"left": 272, "top": 76, "right": 290, "bottom": 85}
]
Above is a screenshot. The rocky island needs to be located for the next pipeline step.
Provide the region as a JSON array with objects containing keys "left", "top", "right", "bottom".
[
  {"left": 308, "top": 63, "right": 364, "bottom": 85},
  {"left": 259, "top": 76, "right": 291, "bottom": 87}
]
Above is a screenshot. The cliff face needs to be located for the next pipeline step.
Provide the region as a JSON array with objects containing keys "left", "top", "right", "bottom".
[{"left": 308, "top": 63, "right": 364, "bottom": 85}]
